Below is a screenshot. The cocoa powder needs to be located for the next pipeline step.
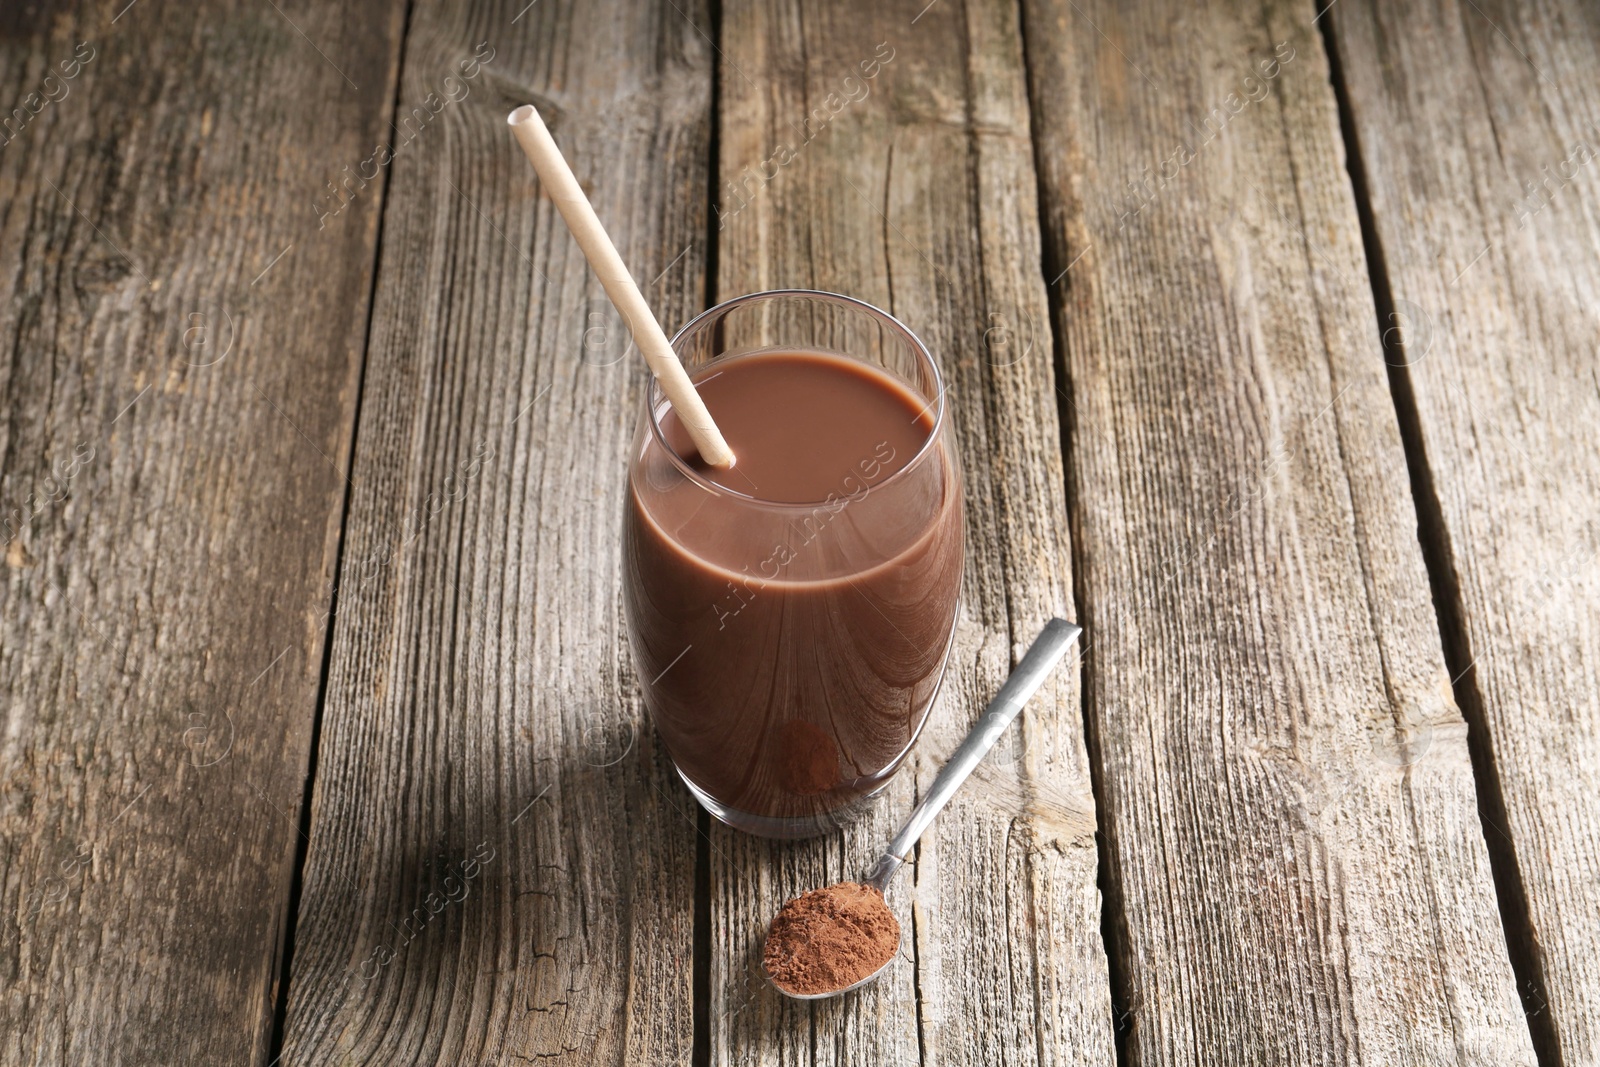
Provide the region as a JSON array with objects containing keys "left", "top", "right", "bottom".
[{"left": 762, "top": 882, "right": 900, "bottom": 996}]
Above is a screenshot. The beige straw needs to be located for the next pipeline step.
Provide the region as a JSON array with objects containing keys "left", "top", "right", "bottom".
[{"left": 507, "top": 104, "right": 735, "bottom": 469}]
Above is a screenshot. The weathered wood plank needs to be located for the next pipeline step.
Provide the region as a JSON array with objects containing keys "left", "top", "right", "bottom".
[
  {"left": 1022, "top": 0, "right": 1537, "bottom": 1061},
  {"left": 711, "top": 2, "right": 1115, "bottom": 1063},
  {"left": 1329, "top": 0, "right": 1600, "bottom": 1060},
  {"left": 0, "top": 1, "right": 403, "bottom": 1063},
  {"left": 278, "top": 1, "right": 711, "bottom": 1062}
]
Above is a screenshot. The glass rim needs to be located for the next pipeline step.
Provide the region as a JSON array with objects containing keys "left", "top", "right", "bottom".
[{"left": 645, "top": 288, "right": 947, "bottom": 510}]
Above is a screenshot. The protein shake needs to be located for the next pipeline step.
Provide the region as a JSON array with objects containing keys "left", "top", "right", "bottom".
[{"left": 623, "top": 315, "right": 963, "bottom": 838}]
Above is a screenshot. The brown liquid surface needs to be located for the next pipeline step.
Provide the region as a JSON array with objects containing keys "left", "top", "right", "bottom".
[
  {"left": 623, "top": 351, "right": 963, "bottom": 832},
  {"left": 671, "top": 352, "right": 935, "bottom": 502}
]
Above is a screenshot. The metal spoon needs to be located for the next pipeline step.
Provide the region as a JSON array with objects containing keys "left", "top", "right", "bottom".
[{"left": 766, "top": 617, "right": 1084, "bottom": 999}]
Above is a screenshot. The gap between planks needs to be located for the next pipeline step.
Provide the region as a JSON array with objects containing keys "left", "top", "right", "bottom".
[
  {"left": 692, "top": 5, "right": 724, "bottom": 1062},
  {"left": 264, "top": 1, "right": 418, "bottom": 1063},
  {"left": 1316, "top": 10, "right": 1562, "bottom": 1066},
  {"left": 1014, "top": 2, "right": 1136, "bottom": 1063}
]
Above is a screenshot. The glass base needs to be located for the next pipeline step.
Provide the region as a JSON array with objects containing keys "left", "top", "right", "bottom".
[
  {"left": 670, "top": 612, "right": 960, "bottom": 840},
  {"left": 675, "top": 767, "right": 890, "bottom": 840}
]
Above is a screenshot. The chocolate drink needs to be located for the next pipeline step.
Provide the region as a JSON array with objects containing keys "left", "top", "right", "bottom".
[{"left": 623, "top": 349, "right": 963, "bottom": 835}]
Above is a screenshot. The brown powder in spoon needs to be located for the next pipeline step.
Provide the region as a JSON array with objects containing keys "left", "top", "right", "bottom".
[{"left": 762, "top": 882, "right": 900, "bottom": 996}]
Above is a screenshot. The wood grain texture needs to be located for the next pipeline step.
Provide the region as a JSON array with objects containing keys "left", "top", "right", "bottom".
[
  {"left": 277, "top": 0, "right": 712, "bottom": 1062},
  {"left": 0, "top": 1, "right": 403, "bottom": 1064},
  {"left": 710, "top": 2, "right": 1115, "bottom": 1063},
  {"left": 1022, "top": 0, "right": 1537, "bottom": 1061},
  {"left": 1329, "top": 1, "right": 1600, "bottom": 1061}
]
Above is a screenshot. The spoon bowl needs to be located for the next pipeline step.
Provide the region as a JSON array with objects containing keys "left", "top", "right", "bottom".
[{"left": 762, "top": 931, "right": 901, "bottom": 1000}]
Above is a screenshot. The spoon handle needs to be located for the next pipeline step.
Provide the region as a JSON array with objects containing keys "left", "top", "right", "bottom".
[{"left": 864, "top": 618, "right": 1082, "bottom": 891}]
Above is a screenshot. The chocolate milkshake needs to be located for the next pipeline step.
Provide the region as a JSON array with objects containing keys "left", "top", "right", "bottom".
[{"left": 624, "top": 339, "right": 963, "bottom": 838}]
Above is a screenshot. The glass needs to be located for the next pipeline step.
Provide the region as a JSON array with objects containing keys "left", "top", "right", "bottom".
[{"left": 622, "top": 290, "right": 964, "bottom": 838}]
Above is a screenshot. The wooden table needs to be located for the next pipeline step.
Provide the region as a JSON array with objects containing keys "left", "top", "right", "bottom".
[{"left": 2, "top": 0, "right": 1595, "bottom": 1063}]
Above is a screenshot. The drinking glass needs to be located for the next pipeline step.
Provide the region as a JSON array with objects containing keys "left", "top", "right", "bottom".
[{"left": 622, "top": 289, "right": 963, "bottom": 839}]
